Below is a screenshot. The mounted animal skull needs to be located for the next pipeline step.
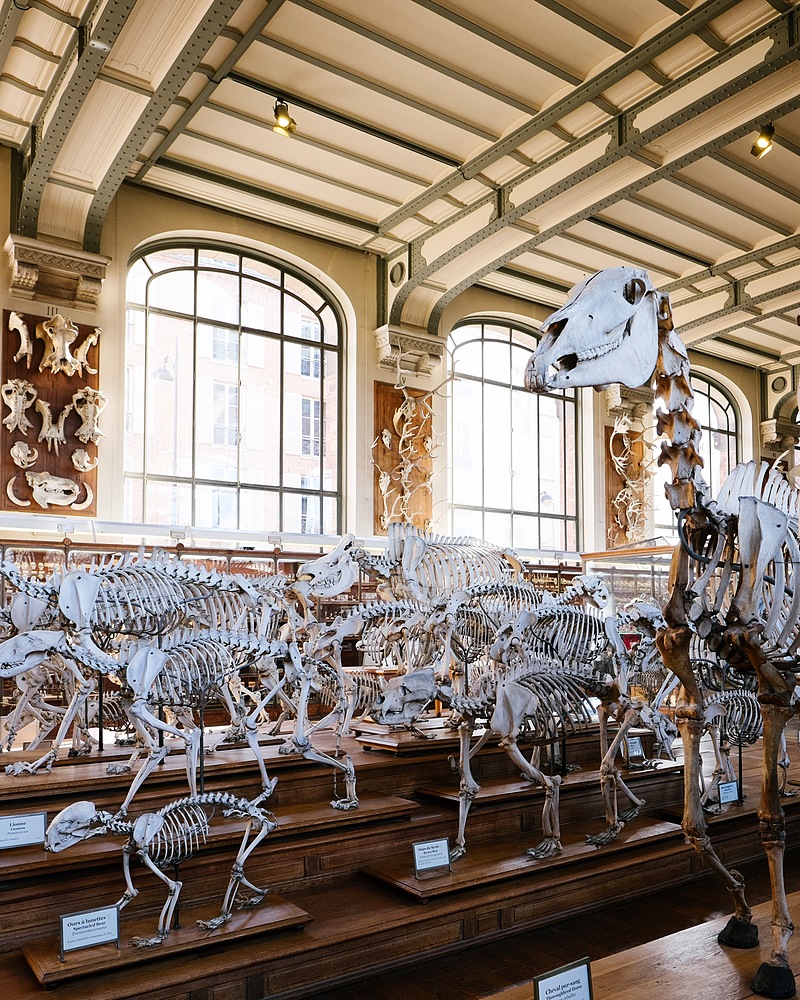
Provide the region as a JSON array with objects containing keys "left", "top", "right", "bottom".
[
  {"left": 72, "top": 386, "right": 107, "bottom": 445},
  {"left": 1, "top": 379, "right": 37, "bottom": 435},
  {"left": 36, "top": 315, "right": 81, "bottom": 376},
  {"left": 524, "top": 266, "right": 666, "bottom": 392},
  {"left": 25, "top": 470, "right": 92, "bottom": 510}
]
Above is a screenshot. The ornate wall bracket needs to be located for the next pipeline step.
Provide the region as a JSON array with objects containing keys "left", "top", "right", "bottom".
[
  {"left": 374, "top": 324, "right": 445, "bottom": 377},
  {"left": 760, "top": 418, "right": 800, "bottom": 455},
  {"left": 5, "top": 235, "right": 111, "bottom": 310}
]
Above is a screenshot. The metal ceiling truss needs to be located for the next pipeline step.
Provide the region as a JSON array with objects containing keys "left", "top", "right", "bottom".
[
  {"left": 16, "top": 0, "right": 133, "bottom": 238},
  {"left": 388, "top": 10, "right": 800, "bottom": 333}
]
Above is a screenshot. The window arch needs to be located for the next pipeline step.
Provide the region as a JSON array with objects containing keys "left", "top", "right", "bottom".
[
  {"left": 124, "top": 243, "right": 342, "bottom": 534},
  {"left": 654, "top": 372, "right": 739, "bottom": 535},
  {"left": 447, "top": 319, "right": 578, "bottom": 552}
]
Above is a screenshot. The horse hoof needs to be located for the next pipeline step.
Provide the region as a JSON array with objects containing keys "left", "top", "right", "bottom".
[
  {"left": 750, "top": 962, "right": 796, "bottom": 998},
  {"left": 718, "top": 916, "right": 759, "bottom": 949}
]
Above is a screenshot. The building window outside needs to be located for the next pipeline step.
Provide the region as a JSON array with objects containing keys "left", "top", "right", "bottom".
[
  {"left": 653, "top": 373, "right": 739, "bottom": 537},
  {"left": 301, "top": 398, "right": 321, "bottom": 457},
  {"left": 124, "top": 244, "right": 342, "bottom": 534},
  {"left": 447, "top": 320, "right": 578, "bottom": 552}
]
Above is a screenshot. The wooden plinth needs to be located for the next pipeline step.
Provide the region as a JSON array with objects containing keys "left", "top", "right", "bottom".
[
  {"left": 364, "top": 816, "right": 683, "bottom": 900},
  {"left": 22, "top": 893, "right": 311, "bottom": 986}
]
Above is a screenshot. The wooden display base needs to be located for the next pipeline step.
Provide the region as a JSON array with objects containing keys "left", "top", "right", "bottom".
[
  {"left": 354, "top": 717, "right": 472, "bottom": 752},
  {"left": 22, "top": 894, "right": 311, "bottom": 986},
  {"left": 364, "top": 816, "right": 683, "bottom": 900}
]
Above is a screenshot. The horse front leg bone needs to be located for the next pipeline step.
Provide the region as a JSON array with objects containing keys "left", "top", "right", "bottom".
[
  {"left": 449, "top": 719, "right": 479, "bottom": 861},
  {"left": 658, "top": 624, "right": 756, "bottom": 949}
]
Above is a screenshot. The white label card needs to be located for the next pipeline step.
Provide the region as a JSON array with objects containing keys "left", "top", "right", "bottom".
[
  {"left": 719, "top": 779, "right": 739, "bottom": 804},
  {"left": 60, "top": 905, "right": 120, "bottom": 958},
  {"left": 0, "top": 812, "right": 46, "bottom": 850},
  {"left": 412, "top": 837, "right": 450, "bottom": 875},
  {"left": 533, "top": 957, "right": 593, "bottom": 1000},
  {"left": 626, "top": 736, "right": 644, "bottom": 758}
]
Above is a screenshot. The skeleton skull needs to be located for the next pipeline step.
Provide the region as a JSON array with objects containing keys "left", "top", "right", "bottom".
[
  {"left": 524, "top": 266, "right": 663, "bottom": 393},
  {"left": 45, "top": 801, "right": 101, "bottom": 852}
]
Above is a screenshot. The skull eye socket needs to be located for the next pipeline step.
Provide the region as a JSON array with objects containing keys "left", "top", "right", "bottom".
[
  {"left": 623, "top": 278, "right": 646, "bottom": 306},
  {"left": 544, "top": 317, "right": 567, "bottom": 341}
]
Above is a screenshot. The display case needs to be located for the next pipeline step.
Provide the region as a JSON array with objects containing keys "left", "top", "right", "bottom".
[{"left": 581, "top": 539, "right": 676, "bottom": 608}]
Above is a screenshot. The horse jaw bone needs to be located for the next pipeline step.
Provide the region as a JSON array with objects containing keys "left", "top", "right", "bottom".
[{"left": 524, "top": 266, "right": 661, "bottom": 392}]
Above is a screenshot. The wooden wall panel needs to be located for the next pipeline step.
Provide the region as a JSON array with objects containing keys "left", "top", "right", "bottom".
[{"left": 2, "top": 310, "right": 101, "bottom": 517}]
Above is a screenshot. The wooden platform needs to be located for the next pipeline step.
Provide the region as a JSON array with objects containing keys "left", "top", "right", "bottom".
[
  {"left": 0, "top": 720, "right": 796, "bottom": 999},
  {"left": 489, "top": 889, "right": 800, "bottom": 1000}
]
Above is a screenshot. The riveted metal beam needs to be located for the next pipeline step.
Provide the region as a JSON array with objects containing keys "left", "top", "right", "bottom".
[
  {"left": 17, "top": 0, "right": 136, "bottom": 239},
  {"left": 83, "top": 0, "right": 244, "bottom": 252},
  {"left": 389, "top": 9, "right": 799, "bottom": 331},
  {"left": 423, "top": 83, "right": 800, "bottom": 335},
  {"left": 378, "top": 0, "right": 743, "bottom": 232}
]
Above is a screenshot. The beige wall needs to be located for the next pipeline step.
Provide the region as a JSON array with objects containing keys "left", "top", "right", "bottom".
[{"left": 0, "top": 157, "right": 769, "bottom": 551}]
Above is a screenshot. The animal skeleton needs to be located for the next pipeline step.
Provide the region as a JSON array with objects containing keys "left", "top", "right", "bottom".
[
  {"left": 525, "top": 265, "right": 800, "bottom": 998},
  {"left": 45, "top": 792, "right": 277, "bottom": 947},
  {"left": 25, "top": 470, "right": 92, "bottom": 510}
]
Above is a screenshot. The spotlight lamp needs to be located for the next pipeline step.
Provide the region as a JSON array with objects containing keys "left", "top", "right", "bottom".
[
  {"left": 273, "top": 99, "right": 297, "bottom": 136},
  {"left": 750, "top": 123, "right": 775, "bottom": 158}
]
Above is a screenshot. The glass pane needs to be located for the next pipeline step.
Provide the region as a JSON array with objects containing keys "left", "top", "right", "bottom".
[
  {"left": 451, "top": 379, "right": 482, "bottom": 506},
  {"left": 196, "top": 379, "right": 238, "bottom": 482},
  {"left": 242, "top": 277, "right": 282, "bottom": 331},
  {"left": 240, "top": 489, "right": 280, "bottom": 532},
  {"left": 242, "top": 257, "right": 281, "bottom": 284},
  {"left": 323, "top": 495, "right": 338, "bottom": 534},
  {"left": 452, "top": 506, "right": 483, "bottom": 538},
  {"left": 538, "top": 395, "right": 566, "bottom": 514},
  {"left": 283, "top": 493, "right": 320, "bottom": 534},
  {"left": 483, "top": 338, "right": 509, "bottom": 381},
  {"left": 320, "top": 304, "right": 340, "bottom": 346},
  {"left": 145, "top": 480, "right": 192, "bottom": 525},
  {"left": 452, "top": 340, "right": 482, "bottom": 377},
  {"left": 511, "top": 341, "right": 534, "bottom": 387},
  {"left": 127, "top": 259, "right": 150, "bottom": 304},
  {"left": 285, "top": 272, "right": 325, "bottom": 312},
  {"left": 146, "top": 315, "right": 194, "bottom": 478},
  {"left": 322, "top": 349, "right": 338, "bottom": 490},
  {"left": 198, "top": 247, "right": 238, "bottom": 271},
  {"left": 197, "top": 269, "right": 239, "bottom": 325},
  {"left": 148, "top": 269, "right": 194, "bottom": 313},
  {"left": 147, "top": 248, "right": 195, "bottom": 273},
  {"left": 123, "top": 476, "right": 143, "bottom": 522},
  {"left": 285, "top": 295, "right": 321, "bottom": 341},
  {"left": 540, "top": 517, "right": 565, "bottom": 551},
  {"left": 483, "top": 383, "right": 511, "bottom": 508},
  {"left": 512, "top": 514, "right": 539, "bottom": 549},
  {"left": 125, "top": 311, "right": 146, "bottom": 473},
  {"left": 195, "top": 484, "right": 238, "bottom": 530},
  {"left": 483, "top": 511, "right": 511, "bottom": 547},
  {"left": 512, "top": 391, "right": 538, "bottom": 512},
  {"left": 240, "top": 334, "right": 280, "bottom": 486}
]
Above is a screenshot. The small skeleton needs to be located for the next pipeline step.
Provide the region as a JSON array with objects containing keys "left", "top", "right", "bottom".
[
  {"left": 1, "top": 379, "right": 37, "bottom": 434},
  {"left": 44, "top": 793, "right": 278, "bottom": 947},
  {"left": 72, "top": 386, "right": 107, "bottom": 445}
]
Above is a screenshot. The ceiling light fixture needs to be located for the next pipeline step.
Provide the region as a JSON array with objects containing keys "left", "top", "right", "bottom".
[
  {"left": 750, "top": 123, "right": 775, "bottom": 158},
  {"left": 272, "top": 99, "right": 297, "bottom": 136}
]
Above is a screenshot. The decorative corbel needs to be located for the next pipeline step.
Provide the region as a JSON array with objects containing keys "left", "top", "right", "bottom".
[
  {"left": 5, "top": 235, "right": 110, "bottom": 310},
  {"left": 374, "top": 324, "right": 445, "bottom": 378}
]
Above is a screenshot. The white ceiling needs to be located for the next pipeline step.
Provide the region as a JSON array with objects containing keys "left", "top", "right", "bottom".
[{"left": 2, "top": 0, "right": 800, "bottom": 368}]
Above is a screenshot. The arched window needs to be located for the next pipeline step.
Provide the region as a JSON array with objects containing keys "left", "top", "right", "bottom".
[
  {"left": 447, "top": 320, "right": 578, "bottom": 552},
  {"left": 124, "top": 244, "right": 342, "bottom": 534},
  {"left": 654, "top": 372, "right": 738, "bottom": 535}
]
